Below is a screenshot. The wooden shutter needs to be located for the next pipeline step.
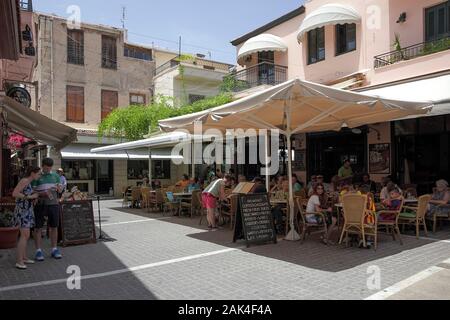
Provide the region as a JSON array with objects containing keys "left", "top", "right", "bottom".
[
  {"left": 101, "top": 90, "right": 118, "bottom": 120},
  {"left": 66, "top": 86, "right": 84, "bottom": 123},
  {"left": 102, "top": 35, "right": 117, "bottom": 69},
  {"left": 67, "top": 29, "right": 84, "bottom": 65}
]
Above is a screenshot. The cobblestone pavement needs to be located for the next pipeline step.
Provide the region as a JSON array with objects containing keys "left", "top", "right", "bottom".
[{"left": 0, "top": 200, "right": 449, "bottom": 300}]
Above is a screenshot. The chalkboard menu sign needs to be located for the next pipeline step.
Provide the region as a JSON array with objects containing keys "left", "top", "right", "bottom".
[
  {"left": 233, "top": 194, "right": 277, "bottom": 248},
  {"left": 60, "top": 200, "right": 96, "bottom": 247}
]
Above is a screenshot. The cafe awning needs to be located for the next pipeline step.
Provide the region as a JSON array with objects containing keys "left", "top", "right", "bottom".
[
  {"left": 0, "top": 96, "right": 77, "bottom": 150},
  {"left": 297, "top": 3, "right": 361, "bottom": 41},
  {"left": 63, "top": 144, "right": 182, "bottom": 160},
  {"left": 237, "top": 34, "right": 288, "bottom": 64},
  {"left": 360, "top": 74, "right": 450, "bottom": 119}
]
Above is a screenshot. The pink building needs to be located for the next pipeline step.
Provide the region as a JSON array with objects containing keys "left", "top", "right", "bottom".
[{"left": 230, "top": 0, "right": 450, "bottom": 192}]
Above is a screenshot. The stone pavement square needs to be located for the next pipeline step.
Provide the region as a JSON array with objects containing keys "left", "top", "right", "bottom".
[{"left": 0, "top": 200, "right": 449, "bottom": 300}]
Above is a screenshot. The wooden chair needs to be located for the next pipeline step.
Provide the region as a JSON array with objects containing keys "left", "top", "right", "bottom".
[
  {"left": 220, "top": 194, "right": 239, "bottom": 229},
  {"left": 295, "top": 197, "right": 328, "bottom": 244},
  {"left": 377, "top": 197, "right": 404, "bottom": 245},
  {"left": 130, "top": 187, "right": 142, "bottom": 208},
  {"left": 148, "top": 189, "right": 164, "bottom": 213},
  {"left": 140, "top": 187, "right": 151, "bottom": 210},
  {"left": 339, "top": 194, "right": 378, "bottom": 250},
  {"left": 189, "top": 190, "right": 202, "bottom": 218},
  {"left": 399, "top": 195, "right": 431, "bottom": 239}
]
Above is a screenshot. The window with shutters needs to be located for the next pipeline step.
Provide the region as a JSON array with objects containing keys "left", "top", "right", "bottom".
[
  {"left": 67, "top": 29, "right": 84, "bottom": 65},
  {"left": 102, "top": 35, "right": 117, "bottom": 69},
  {"left": 425, "top": 1, "right": 450, "bottom": 41},
  {"left": 66, "top": 86, "right": 84, "bottom": 123},
  {"left": 101, "top": 90, "right": 118, "bottom": 120}
]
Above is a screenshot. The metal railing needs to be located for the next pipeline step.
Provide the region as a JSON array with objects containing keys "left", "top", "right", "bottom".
[
  {"left": 224, "top": 62, "right": 288, "bottom": 93},
  {"left": 154, "top": 55, "right": 232, "bottom": 76},
  {"left": 374, "top": 36, "right": 450, "bottom": 69}
]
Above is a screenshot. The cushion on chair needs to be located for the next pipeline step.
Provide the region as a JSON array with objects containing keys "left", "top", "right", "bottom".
[{"left": 399, "top": 212, "right": 417, "bottom": 219}]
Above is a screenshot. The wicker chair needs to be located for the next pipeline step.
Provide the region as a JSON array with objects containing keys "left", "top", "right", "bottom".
[
  {"left": 377, "top": 197, "right": 404, "bottom": 245},
  {"left": 295, "top": 197, "right": 328, "bottom": 244},
  {"left": 122, "top": 186, "right": 132, "bottom": 208},
  {"left": 130, "top": 187, "right": 142, "bottom": 208},
  {"left": 189, "top": 190, "right": 202, "bottom": 218},
  {"left": 148, "top": 189, "right": 164, "bottom": 213},
  {"left": 399, "top": 194, "right": 431, "bottom": 239},
  {"left": 339, "top": 194, "right": 378, "bottom": 250},
  {"left": 220, "top": 194, "right": 240, "bottom": 229},
  {"left": 140, "top": 187, "right": 152, "bottom": 210}
]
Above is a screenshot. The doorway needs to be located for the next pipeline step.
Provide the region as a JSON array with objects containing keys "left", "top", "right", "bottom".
[
  {"left": 307, "top": 130, "right": 367, "bottom": 181},
  {"left": 96, "top": 160, "right": 114, "bottom": 194}
]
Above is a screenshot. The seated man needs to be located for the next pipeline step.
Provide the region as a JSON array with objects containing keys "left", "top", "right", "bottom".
[{"left": 378, "top": 188, "right": 403, "bottom": 222}]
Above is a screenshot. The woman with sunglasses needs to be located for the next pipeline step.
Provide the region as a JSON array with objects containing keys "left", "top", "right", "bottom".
[{"left": 306, "top": 183, "right": 337, "bottom": 245}]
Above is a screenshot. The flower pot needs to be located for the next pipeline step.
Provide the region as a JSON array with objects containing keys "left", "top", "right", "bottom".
[{"left": 0, "top": 227, "right": 19, "bottom": 249}]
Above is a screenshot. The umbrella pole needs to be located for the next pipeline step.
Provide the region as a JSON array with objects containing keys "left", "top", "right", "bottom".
[
  {"left": 265, "top": 131, "right": 270, "bottom": 193},
  {"left": 148, "top": 148, "right": 153, "bottom": 188},
  {"left": 285, "top": 117, "right": 300, "bottom": 241}
]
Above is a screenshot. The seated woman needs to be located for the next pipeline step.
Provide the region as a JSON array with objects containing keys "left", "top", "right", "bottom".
[
  {"left": 188, "top": 178, "right": 201, "bottom": 192},
  {"left": 427, "top": 179, "right": 450, "bottom": 218},
  {"left": 306, "top": 184, "right": 337, "bottom": 245},
  {"left": 176, "top": 174, "right": 190, "bottom": 189}
]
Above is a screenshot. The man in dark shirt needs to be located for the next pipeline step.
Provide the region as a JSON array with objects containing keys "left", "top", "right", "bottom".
[{"left": 252, "top": 177, "right": 267, "bottom": 194}]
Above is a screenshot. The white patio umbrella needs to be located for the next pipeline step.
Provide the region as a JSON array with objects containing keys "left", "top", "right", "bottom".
[{"left": 159, "top": 78, "right": 432, "bottom": 240}]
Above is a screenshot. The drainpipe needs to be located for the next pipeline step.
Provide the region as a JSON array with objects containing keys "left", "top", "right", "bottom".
[{"left": 50, "top": 17, "right": 54, "bottom": 120}]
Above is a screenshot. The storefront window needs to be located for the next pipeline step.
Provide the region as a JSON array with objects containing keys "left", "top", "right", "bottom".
[
  {"left": 62, "top": 160, "right": 95, "bottom": 180},
  {"left": 128, "top": 161, "right": 148, "bottom": 179},
  {"left": 127, "top": 160, "right": 171, "bottom": 180},
  {"left": 154, "top": 160, "right": 171, "bottom": 180}
]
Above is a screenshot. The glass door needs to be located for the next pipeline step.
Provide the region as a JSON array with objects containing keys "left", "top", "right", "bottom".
[
  {"left": 258, "top": 51, "right": 275, "bottom": 85},
  {"left": 96, "top": 160, "right": 114, "bottom": 194}
]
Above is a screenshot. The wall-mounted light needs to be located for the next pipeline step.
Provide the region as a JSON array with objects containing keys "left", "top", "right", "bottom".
[{"left": 397, "top": 12, "right": 407, "bottom": 24}]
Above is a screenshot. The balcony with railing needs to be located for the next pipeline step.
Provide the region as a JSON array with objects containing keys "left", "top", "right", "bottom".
[
  {"left": 224, "top": 62, "right": 288, "bottom": 93},
  {"left": 154, "top": 55, "right": 233, "bottom": 77},
  {"left": 374, "top": 36, "right": 450, "bottom": 69}
]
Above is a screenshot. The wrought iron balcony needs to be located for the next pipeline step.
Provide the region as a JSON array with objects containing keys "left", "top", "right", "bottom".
[
  {"left": 374, "top": 36, "right": 450, "bottom": 69},
  {"left": 223, "top": 62, "right": 288, "bottom": 93}
]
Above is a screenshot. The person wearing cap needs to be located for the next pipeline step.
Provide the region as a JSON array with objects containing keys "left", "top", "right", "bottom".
[
  {"left": 428, "top": 179, "right": 450, "bottom": 218},
  {"left": 56, "top": 168, "right": 67, "bottom": 197}
]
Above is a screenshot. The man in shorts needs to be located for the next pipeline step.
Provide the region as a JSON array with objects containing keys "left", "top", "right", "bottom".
[{"left": 32, "top": 158, "right": 63, "bottom": 261}]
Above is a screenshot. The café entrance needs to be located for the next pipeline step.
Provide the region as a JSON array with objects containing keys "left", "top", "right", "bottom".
[{"left": 307, "top": 129, "right": 367, "bottom": 181}]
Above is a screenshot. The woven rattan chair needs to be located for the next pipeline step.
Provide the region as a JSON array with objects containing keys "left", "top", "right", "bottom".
[
  {"left": 339, "top": 194, "right": 378, "bottom": 250},
  {"left": 377, "top": 197, "right": 404, "bottom": 245},
  {"left": 140, "top": 187, "right": 151, "bottom": 210},
  {"left": 399, "top": 194, "right": 431, "bottom": 239},
  {"left": 295, "top": 197, "right": 328, "bottom": 244}
]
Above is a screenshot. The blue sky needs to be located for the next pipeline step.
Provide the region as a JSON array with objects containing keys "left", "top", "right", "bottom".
[{"left": 34, "top": 0, "right": 303, "bottom": 64}]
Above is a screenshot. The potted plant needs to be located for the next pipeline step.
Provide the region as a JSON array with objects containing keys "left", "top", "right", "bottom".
[{"left": 0, "top": 204, "right": 19, "bottom": 250}]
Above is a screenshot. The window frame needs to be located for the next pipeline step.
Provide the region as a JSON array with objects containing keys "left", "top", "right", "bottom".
[
  {"left": 67, "top": 29, "right": 84, "bottom": 65},
  {"left": 307, "top": 27, "right": 326, "bottom": 65},
  {"left": 425, "top": 1, "right": 450, "bottom": 41},
  {"left": 66, "top": 85, "right": 85, "bottom": 123},
  {"left": 101, "top": 35, "right": 118, "bottom": 70},
  {"left": 335, "top": 23, "right": 357, "bottom": 56},
  {"left": 129, "top": 93, "right": 146, "bottom": 106}
]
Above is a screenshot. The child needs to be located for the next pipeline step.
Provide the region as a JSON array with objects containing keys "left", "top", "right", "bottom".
[{"left": 378, "top": 188, "right": 403, "bottom": 222}]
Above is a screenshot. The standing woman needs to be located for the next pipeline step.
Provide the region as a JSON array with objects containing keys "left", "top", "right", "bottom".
[{"left": 12, "top": 166, "right": 41, "bottom": 270}]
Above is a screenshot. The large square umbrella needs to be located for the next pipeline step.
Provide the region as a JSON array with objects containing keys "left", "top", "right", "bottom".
[{"left": 159, "top": 78, "right": 432, "bottom": 240}]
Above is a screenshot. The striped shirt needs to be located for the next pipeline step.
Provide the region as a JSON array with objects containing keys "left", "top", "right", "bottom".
[{"left": 31, "top": 172, "right": 61, "bottom": 205}]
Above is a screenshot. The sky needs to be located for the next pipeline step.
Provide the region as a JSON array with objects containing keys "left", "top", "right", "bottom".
[{"left": 34, "top": 0, "right": 303, "bottom": 64}]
